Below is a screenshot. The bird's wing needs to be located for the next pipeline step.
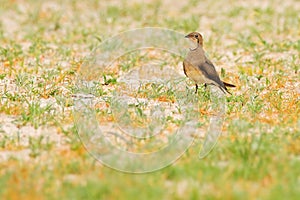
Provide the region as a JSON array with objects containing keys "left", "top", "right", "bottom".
[{"left": 197, "top": 59, "right": 225, "bottom": 88}]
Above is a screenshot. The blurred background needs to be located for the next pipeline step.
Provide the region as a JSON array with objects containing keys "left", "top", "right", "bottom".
[{"left": 0, "top": 0, "right": 299, "bottom": 199}]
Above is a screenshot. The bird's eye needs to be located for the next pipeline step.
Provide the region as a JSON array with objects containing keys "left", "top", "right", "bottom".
[{"left": 195, "top": 35, "right": 198, "bottom": 38}]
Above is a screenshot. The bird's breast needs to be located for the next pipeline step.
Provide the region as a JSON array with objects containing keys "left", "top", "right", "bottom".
[
  {"left": 183, "top": 61, "right": 206, "bottom": 84},
  {"left": 185, "top": 49, "right": 206, "bottom": 65}
]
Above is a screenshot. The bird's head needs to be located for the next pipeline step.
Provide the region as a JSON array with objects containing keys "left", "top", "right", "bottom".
[{"left": 185, "top": 32, "right": 203, "bottom": 46}]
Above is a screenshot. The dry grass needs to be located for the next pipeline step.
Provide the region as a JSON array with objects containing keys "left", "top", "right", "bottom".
[{"left": 0, "top": 0, "right": 299, "bottom": 199}]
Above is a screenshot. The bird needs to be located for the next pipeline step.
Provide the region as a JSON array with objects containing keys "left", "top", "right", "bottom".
[{"left": 183, "top": 32, "right": 235, "bottom": 94}]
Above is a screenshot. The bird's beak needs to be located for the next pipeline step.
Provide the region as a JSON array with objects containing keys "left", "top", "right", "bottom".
[{"left": 185, "top": 35, "right": 190, "bottom": 38}]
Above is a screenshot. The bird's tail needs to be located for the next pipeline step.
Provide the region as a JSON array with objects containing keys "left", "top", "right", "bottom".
[
  {"left": 221, "top": 81, "right": 236, "bottom": 95},
  {"left": 223, "top": 81, "right": 236, "bottom": 88}
]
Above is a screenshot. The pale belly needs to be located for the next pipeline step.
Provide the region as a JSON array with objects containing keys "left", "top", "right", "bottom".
[{"left": 184, "top": 62, "right": 210, "bottom": 84}]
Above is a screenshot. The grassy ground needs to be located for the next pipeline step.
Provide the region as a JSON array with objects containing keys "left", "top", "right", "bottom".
[{"left": 0, "top": 0, "right": 299, "bottom": 199}]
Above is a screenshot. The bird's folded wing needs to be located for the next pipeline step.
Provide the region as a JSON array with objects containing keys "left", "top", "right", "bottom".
[{"left": 197, "top": 60, "right": 224, "bottom": 87}]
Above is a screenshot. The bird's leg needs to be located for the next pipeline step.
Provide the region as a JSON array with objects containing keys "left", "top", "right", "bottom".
[
  {"left": 195, "top": 84, "right": 198, "bottom": 94},
  {"left": 204, "top": 83, "right": 207, "bottom": 89}
]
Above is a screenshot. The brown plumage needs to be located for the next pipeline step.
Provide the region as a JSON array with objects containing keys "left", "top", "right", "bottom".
[{"left": 183, "top": 32, "right": 235, "bottom": 94}]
